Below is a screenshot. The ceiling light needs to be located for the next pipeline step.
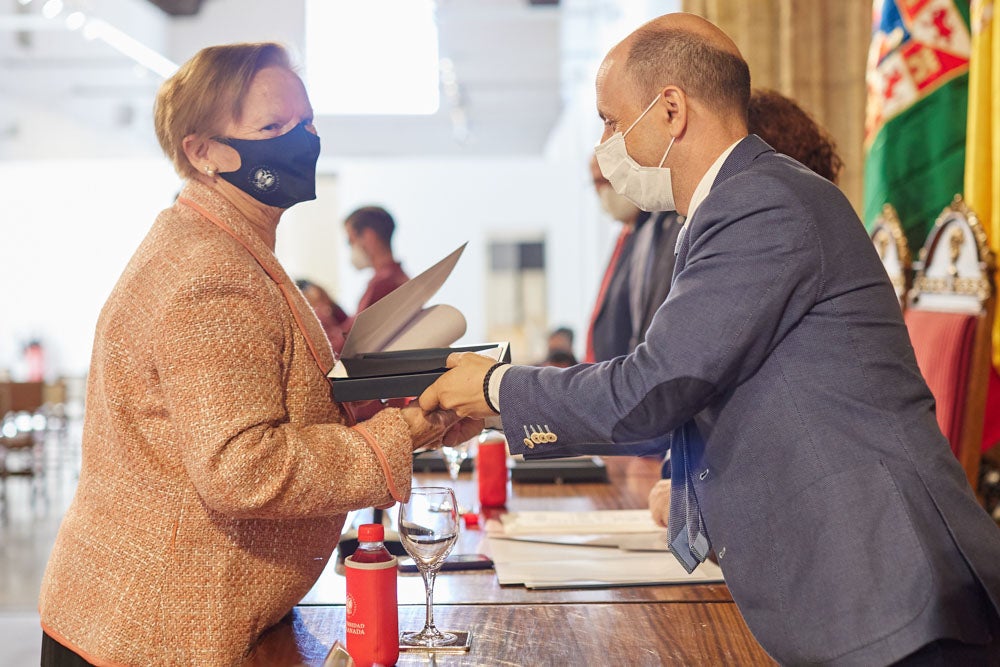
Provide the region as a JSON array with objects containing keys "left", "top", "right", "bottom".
[
  {"left": 65, "top": 12, "right": 85, "bottom": 31},
  {"left": 82, "top": 19, "right": 178, "bottom": 78},
  {"left": 41, "top": 0, "right": 63, "bottom": 19}
]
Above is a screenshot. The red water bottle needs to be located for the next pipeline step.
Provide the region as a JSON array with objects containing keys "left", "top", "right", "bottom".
[
  {"left": 477, "top": 437, "right": 508, "bottom": 507},
  {"left": 345, "top": 523, "right": 399, "bottom": 667}
]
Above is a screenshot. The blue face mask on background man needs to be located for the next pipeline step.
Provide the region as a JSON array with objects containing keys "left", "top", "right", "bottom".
[{"left": 215, "top": 122, "right": 321, "bottom": 209}]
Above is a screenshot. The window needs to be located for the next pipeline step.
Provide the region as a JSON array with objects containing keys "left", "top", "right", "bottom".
[{"left": 305, "top": 0, "right": 440, "bottom": 115}]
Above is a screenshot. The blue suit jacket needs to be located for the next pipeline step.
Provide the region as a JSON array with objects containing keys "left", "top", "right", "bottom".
[{"left": 499, "top": 136, "right": 1000, "bottom": 664}]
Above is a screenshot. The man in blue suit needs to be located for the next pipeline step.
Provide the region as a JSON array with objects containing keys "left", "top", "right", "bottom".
[{"left": 420, "top": 12, "right": 1000, "bottom": 665}]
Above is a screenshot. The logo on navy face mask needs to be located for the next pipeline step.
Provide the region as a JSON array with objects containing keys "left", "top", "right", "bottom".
[
  {"left": 250, "top": 167, "right": 278, "bottom": 193},
  {"left": 215, "top": 122, "right": 320, "bottom": 209}
]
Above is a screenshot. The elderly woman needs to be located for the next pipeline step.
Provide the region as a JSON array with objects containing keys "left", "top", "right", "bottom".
[{"left": 39, "top": 43, "right": 473, "bottom": 666}]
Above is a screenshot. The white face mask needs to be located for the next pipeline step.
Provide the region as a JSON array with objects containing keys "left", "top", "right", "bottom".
[
  {"left": 350, "top": 242, "right": 371, "bottom": 270},
  {"left": 594, "top": 94, "right": 676, "bottom": 212},
  {"left": 598, "top": 184, "right": 641, "bottom": 223}
]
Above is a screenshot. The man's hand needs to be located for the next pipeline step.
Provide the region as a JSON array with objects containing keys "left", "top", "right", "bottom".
[
  {"left": 648, "top": 479, "right": 672, "bottom": 528},
  {"left": 418, "top": 352, "right": 499, "bottom": 419}
]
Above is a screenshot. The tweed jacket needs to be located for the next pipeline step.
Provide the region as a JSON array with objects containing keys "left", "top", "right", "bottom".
[
  {"left": 39, "top": 181, "right": 413, "bottom": 666},
  {"left": 499, "top": 136, "right": 1000, "bottom": 664}
]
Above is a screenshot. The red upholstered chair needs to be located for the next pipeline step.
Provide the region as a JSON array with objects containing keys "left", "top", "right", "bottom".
[
  {"left": 904, "top": 196, "right": 996, "bottom": 497},
  {"left": 870, "top": 203, "right": 912, "bottom": 311}
]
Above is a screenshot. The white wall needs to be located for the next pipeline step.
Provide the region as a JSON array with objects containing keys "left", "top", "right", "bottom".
[
  {"left": 0, "top": 151, "right": 609, "bottom": 377},
  {"left": 301, "top": 154, "right": 609, "bottom": 364},
  {"left": 0, "top": 158, "right": 181, "bottom": 378}
]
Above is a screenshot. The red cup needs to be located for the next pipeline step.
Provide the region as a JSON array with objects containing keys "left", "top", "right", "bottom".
[{"left": 477, "top": 439, "right": 508, "bottom": 507}]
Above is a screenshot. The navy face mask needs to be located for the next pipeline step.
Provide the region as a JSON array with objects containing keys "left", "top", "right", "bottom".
[{"left": 215, "top": 122, "right": 321, "bottom": 209}]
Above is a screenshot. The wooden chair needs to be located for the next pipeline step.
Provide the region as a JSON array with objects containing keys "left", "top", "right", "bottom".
[
  {"left": 904, "top": 195, "right": 996, "bottom": 496},
  {"left": 0, "top": 381, "right": 48, "bottom": 517},
  {"left": 870, "top": 203, "right": 912, "bottom": 310}
]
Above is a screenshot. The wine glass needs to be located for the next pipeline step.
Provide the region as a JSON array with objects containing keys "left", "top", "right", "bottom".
[
  {"left": 398, "top": 486, "right": 460, "bottom": 647},
  {"left": 439, "top": 437, "right": 473, "bottom": 482},
  {"left": 439, "top": 434, "right": 478, "bottom": 513}
]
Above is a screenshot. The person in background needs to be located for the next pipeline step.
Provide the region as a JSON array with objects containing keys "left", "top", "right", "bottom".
[
  {"left": 295, "top": 278, "right": 348, "bottom": 350},
  {"left": 648, "top": 87, "right": 845, "bottom": 526},
  {"left": 534, "top": 326, "right": 578, "bottom": 367},
  {"left": 420, "top": 13, "right": 1000, "bottom": 664},
  {"left": 541, "top": 350, "right": 577, "bottom": 369},
  {"left": 342, "top": 205, "right": 409, "bottom": 332},
  {"left": 38, "top": 42, "right": 478, "bottom": 666},
  {"left": 747, "top": 88, "right": 843, "bottom": 184},
  {"left": 547, "top": 326, "right": 575, "bottom": 357},
  {"left": 585, "top": 154, "right": 641, "bottom": 362}
]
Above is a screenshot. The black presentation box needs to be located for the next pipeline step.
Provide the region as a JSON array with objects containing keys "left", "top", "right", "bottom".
[{"left": 329, "top": 342, "right": 511, "bottom": 402}]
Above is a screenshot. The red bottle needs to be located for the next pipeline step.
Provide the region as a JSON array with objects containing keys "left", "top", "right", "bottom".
[
  {"left": 477, "top": 437, "right": 508, "bottom": 507},
  {"left": 345, "top": 524, "right": 399, "bottom": 667}
]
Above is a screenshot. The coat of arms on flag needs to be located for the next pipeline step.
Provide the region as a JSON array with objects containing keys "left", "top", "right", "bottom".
[{"left": 864, "top": 0, "right": 972, "bottom": 253}]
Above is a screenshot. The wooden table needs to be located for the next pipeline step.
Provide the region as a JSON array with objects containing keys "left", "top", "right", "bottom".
[{"left": 252, "top": 457, "right": 775, "bottom": 665}]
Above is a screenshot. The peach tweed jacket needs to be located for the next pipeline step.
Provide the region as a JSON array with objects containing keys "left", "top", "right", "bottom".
[{"left": 39, "top": 181, "right": 413, "bottom": 666}]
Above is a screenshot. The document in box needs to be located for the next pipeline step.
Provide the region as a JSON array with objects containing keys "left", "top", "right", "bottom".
[
  {"left": 337, "top": 243, "right": 468, "bottom": 360},
  {"left": 327, "top": 243, "right": 512, "bottom": 400}
]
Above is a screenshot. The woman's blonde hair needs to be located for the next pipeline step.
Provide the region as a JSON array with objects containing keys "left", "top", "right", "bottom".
[{"left": 154, "top": 42, "right": 292, "bottom": 179}]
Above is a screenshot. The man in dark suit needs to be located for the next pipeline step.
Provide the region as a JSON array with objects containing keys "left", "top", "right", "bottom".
[
  {"left": 420, "top": 12, "right": 1000, "bottom": 665},
  {"left": 627, "top": 208, "right": 682, "bottom": 351},
  {"left": 590, "top": 153, "right": 682, "bottom": 359},
  {"left": 586, "top": 154, "right": 641, "bottom": 362}
]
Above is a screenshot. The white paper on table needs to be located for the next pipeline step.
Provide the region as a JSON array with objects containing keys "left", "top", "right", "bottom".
[
  {"left": 498, "top": 509, "right": 663, "bottom": 536},
  {"left": 521, "top": 554, "right": 724, "bottom": 589},
  {"left": 338, "top": 243, "right": 467, "bottom": 360},
  {"left": 489, "top": 532, "right": 670, "bottom": 552},
  {"left": 487, "top": 537, "right": 622, "bottom": 564},
  {"left": 486, "top": 537, "right": 723, "bottom": 588}
]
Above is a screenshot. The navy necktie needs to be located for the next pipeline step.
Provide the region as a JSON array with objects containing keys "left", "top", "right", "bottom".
[{"left": 667, "top": 420, "right": 711, "bottom": 573}]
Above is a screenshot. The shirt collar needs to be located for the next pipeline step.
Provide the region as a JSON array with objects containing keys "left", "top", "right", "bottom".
[{"left": 684, "top": 138, "right": 743, "bottom": 222}]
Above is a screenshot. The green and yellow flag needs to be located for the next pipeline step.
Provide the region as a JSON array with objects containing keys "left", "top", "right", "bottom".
[
  {"left": 864, "top": 0, "right": 972, "bottom": 254},
  {"left": 965, "top": 0, "right": 1000, "bottom": 369}
]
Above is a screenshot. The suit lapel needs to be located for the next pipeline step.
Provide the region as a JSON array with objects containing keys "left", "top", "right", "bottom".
[
  {"left": 711, "top": 134, "right": 774, "bottom": 190},
  {"left": 673, "top": 135, "right": 775, "bottom": 276}
]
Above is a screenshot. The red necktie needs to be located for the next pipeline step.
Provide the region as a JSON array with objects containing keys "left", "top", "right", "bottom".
[{"left": 585, "top": 227, "right": 632, "bottom": 363}]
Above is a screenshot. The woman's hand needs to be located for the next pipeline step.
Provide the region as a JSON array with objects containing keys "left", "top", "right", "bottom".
[
  {"left": 400, "top": 405, "right": 486, "bottom": 452},
  {"left": 442, "top": 416, "right": 486, "bottom": 447}
]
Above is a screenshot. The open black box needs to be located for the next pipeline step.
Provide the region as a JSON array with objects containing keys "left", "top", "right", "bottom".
[{"left": 329, "top": 342, "right": 510, "bottom": 402}]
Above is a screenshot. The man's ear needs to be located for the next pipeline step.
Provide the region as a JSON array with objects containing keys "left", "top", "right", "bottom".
[{"left": 660, "top": 86, "right": 688, "bottom": 139}]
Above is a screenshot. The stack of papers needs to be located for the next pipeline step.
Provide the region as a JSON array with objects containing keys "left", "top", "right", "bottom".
[{"left": 487, "top": 510, "right": 724, "bottom": 589}]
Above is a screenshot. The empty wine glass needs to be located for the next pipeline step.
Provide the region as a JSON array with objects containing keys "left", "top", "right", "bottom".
[
  {"left": 439, "top": 437, "right": 474, "bottom": 482},
  {"left": 398, "top": 486, "right": 460, "bottom": 647},
  {"left": 439, "top": 433, "right": 478, "bottom": 513}
]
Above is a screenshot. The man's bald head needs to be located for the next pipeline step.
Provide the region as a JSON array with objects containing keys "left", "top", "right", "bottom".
[{"left": 623, "top": 13, "right": 750, "bottom": 123}]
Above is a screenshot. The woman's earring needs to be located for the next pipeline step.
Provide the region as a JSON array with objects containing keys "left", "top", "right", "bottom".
[{"left": 205, "top": 165, "right": 216, "bottom": 177}]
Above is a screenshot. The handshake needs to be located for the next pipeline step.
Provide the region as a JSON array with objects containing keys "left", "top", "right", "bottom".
[
  {"left": 399, "top": 403, "right": 484, "bottom": 452},
  {"left": 369, "top": 351, "right": 500, "bottom": 451}
]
